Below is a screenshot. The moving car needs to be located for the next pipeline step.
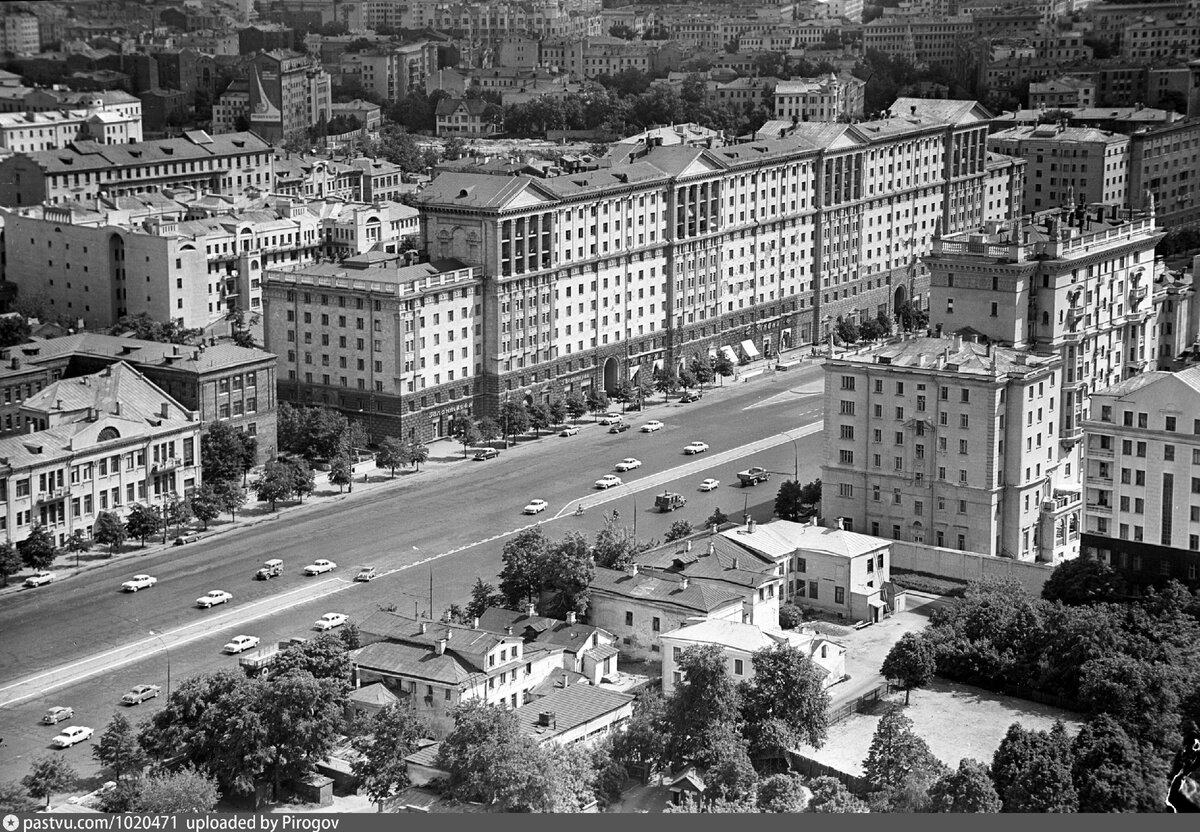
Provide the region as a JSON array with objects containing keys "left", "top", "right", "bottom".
[
  {"left": 24, "top": 571, "right": 54, "bottom": 588},
  {"left": 314, "top": 613, "right": 348, "bottom": 630},
  {"left": 223, "top": 635, "right": 261, "bottom": 654},
  {"left": 594, "top": 474, "right": 623, "bottom": 489},
  {"left": 655, "top": 492, "right": 687, "bottom": 512},
  {"left": 304, "top": 559, "right": 337, "bottom": 575},
  {"left": 42, "top": 706, "right": 74, "bottom": 725},
  {"left": 51, "top": 726, "right": 93, "bottom": 748},
  {"left": 559, "top": 426, "right": 580, "bottom": 437},
  {"left": 255, "top": 559, "right": 284, "bottom": 580},
  {"left": 699, "top": 478, "right": 720, "bottom": 492},
  {"left": 641, "top": 420, "right": 664, "bottom": 433},
  {"left": 121, "top": 574, "right": 157, "bottom": 592},
  {"left": 354, "top": 566, "right": 377, "bottom": 582},
  {"left": 196, "top": 590, "right": 232, "bottom": 608},
  {"left": 615, "top": 458, "right": 642, "bottom": 472},
  {"left": 608, "top": 423, "right": 631, "bottom": 434},
  {"left": 523, "top": 499, "right": 549, "bottom": 515},
  {"left": 679, "top": 390, "right": 703, "bottom": 403},
  {"left": 683, "top": 441, "right": 710, "bottom": 455},
  {"left": 598, "top": 413, "right": 623, "bottom": 425},
  {"left": 737, "top": 467, "right": 771, "bottom": 486},
  {"left": 473, "top": 448, "right": 500, "bottom": 461},
  {"left": 120, "top": 685, "right": 161, "bottom": 705}
]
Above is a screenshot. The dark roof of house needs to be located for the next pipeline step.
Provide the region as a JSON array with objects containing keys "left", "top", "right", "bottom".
[
  {"left": 477, "top": 607, "right": 612, "bottom": 654},
  {"left": 589, "top": 566, "right": 744, "bottom": 613},
  {"left": 1, "top": 333, "right": 272, "bottom": 375},
  {"left": 435, "top": 97, "right": 490, "bottom": 117},
  {"left": 351, "top": 641, "right": 478, "bottom": 687},
  {"left": 637, "top": 535, "right": 781, "bottom": 590},
  {"left": 511, "top": 684, "right": 634, "bottom": 742}
]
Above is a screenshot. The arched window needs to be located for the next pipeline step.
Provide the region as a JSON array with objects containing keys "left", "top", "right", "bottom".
[{"left": 97, "top": 426, "right": 120, "bottom": 442}]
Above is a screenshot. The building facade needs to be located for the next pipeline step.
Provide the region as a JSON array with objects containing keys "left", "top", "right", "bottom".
[
  {"left": 773, "top": 74, "right": 866, "bottom": 123},
  {"left": 0, "top": 107, "right": 142, "bottom": 154},
  {"left": 988, "top": 124, "right": 1130, "bottom": 215}
]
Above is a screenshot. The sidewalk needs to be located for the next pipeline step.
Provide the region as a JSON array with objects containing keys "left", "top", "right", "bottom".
[{"left": 1, "top": 353, "right": 825, "bottom": 596}]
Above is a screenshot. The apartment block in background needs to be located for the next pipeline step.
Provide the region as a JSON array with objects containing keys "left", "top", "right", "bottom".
[{"left": 988, "top": 124, "right": 1130, "bottom": 215}]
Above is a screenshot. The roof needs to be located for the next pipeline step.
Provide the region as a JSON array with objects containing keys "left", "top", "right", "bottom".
[
  {"left": 889, "top": 97, "right": 993, "bottom": 125},
  {"left": 834, "top": 336, "right": 1060, "bottom": 380},
  {"left": 351, "top": 641, "right": 478, "bottom": 687},
  {"left": 1, "top": 333, "right": 272, "bottom": 375},
  {"left": 659, "top": 618, "right": 800, "bottom": 653},
  {"left": 435, "top": 97, "right": 490, "bottom": 117},
  {"left": 589, "top": 566, "right": 744, "bottom": 613},
  {"left": 346, "top": 682, "right": 400, "bottom": 707},
  {"left": 403, "top": 741, "right": 443, "bottom": 769},
  {"left": 476, "top": 608, "right": 612, "bottom": 654},
  {"left": 512, "top": 684, "right": 634, "bottom": 742},
  {"left": 637, "top": 535, "right": 780, "bottom": 589},
  {"left": 20, "top": 131, "right": 270, "bottom": 175},
  {"left": 1091, "top": 367, "right": 1200, "bottom": 399},
  {"left": 990, "top": 124, "right": 1128, "bottom": 145}
]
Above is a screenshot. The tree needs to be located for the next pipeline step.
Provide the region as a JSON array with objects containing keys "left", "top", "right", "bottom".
[
  {"left": 653, "top": 367, "right": 678, "bottom": 400},
  {"left": 22, "top": 756, "right": 76, "bottom": 808},
  {"left": 704, "top": 728, "right": 758, "bottom": 802},
  {"left": 498, "top": 526, "right": 550, "bottom": 609},
  {"left": 288, "top": 456, "right": 317, "bottom": 502},
  {"left": 863, "top": 708, "right": 947, "bottom": 811},
  {"left": 690, "top": 354, "right": 715, "bottom": 388},
  {"left": 1071, "top": 714, "right": 1161, "bottom": 812},
  {"left": 1041, "top": 557, "right": 1125, "bottom": 606},
  {"left": 881, "top": 632, "right": 937, "bottom": 705},
  {"left": 352, "top": 703, "right": 428, "bottom": 811},
  {"left": 547, "top": 399, "right": 566, "bottom": 425},
  {"left": 109, "top": 312, "right": 202, "bottom": 344},
  {"left": 18, "top": 523, "right": 56, "bottom": 569},
  {"left": 201, "top": 420, "right": 252, "bottom": 483},
  {"left": 375, "top": 436, "right": 405, "bottom": 477},
  {"left": 449, "top": 413, "right": 482, "bottom": 457},
  {"left": 165, "top": 497, "right": 192, "bottom": 538},
  {"left": 477, "top": 416, "right": 501, "bottom": 442},
  {"left": 586, "top": 390, "right": 610, "bottom": 420},
  {"left": 407, "top": 443, "right": 429, "bottom": 471},
  {"left": 806, "top": 776, "right": 867, "bottom": 813},
  {"left": 269, "top": 633, "right": 353, "bottom": 693},
  {"left": 329, "top": 454, "right": 353, "bottom": 492},
  {"left": 132, "top": 767, "right": 219, "bottom": 813},
  {"left": 0, "top": 779, "right": 38, "bottom": 812},
  {"left": 634, "top": 370, "right": 655, "bottom": 404},
  {"left": 213, "top": 479, "right": 246, "bottom": 521},
  {"left": 124, "top": 504, "right": 161, "bottom": 547},
  {"left": 713, "top": 351, "right": 735, "bottom": 383},
  {"left": 464, "top": 577, "right": 505, "bottom": 621},
  {"left": 610, "top": 692, "right": 666, "bottom": 774},
  {"left": 1077, "top": 655, "right": 1183, "bottom": 751},
  {"left": 93, "top": 713, "right": 147, "bottom": 779},
  {"left": 774, "top": 480, "right": 807, "bottom": 522},
  {"left": 188, "top": 485, "right": 221, "bottom": 530},
  {"left": 927, "top": 759, "right": 1001, "bottom": 813},
  {"left": 0, "top": 314, "right": 32, "bottom": 348},
  {"left": 799, "top": 478, "right": 822, "bottom": 504},
  {"left": 608, "top": 22, "right": 636, "bottom": 39},
  {"left": 527, "top": 402, "right": 551, "bottom": 436},
  {"left": 664, "top": 520, "right": 693, "bottom": 542},
  {"left": 740, "top": 643, "right": 830, "bottom": 760},
  {"left": 757, "top": 772, "right": 809, "bottom": 812},
  {"left": 541, "top": 743, "right": 602, "bottom": 812},
  {"left": 565, "top": 392, "right": 588, "bottom": 423},
  {"left": 542, "top": 532, "right": 594, "bottom": 618},
  {"left": 778, "top": 603, "right": 803, "bottom": 630},
  {"left": 703, "top": 507, "right": 729, "bottom": 529},
  {"left": 254, "top": 461, "right": 295, "bottom": 510},
  {"left": 592, "top": 515, "right": 647, "bottom": 570},
  {"left": 92, "top": 510, "right": 125, "bottom": 554},
  {"left": 677, "top": 366, "right": 697, "bottom": 391},
  {"left": 436, "top": 701, "right": 547, "bottom": 811},
  {"left": 339, "top": 622, "right": 361, "bottom": 651},
  {"left": 0, "top": 541, "right": 22, "bottom": 587},
  {"left": 834, "top": 318, "right": 859, "bottom": 345},
  {"left": 990, "top": 721, "right": 1078, "bottom": 813},
  {"left": 63, "top": 529, "right": 87, "bottom": 562},
  {"left": 661, "top": 644, "right": 744, "bottom": 770},
  {"left": 97, "top": 779, "right": 143, "bottom": 812}
]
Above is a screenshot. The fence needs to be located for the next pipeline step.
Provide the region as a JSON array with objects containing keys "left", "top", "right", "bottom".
[
  {"left": 785, "top": 751, "right": 873, "bottom": 797},
  {"left": 827, "top": 683, "right": 888, "bottom": 727},
  {"left": 889, "top": 540, "right": 1054, "bottom": 596}
]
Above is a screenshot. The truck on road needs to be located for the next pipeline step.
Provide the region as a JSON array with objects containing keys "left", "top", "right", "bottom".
[
  {"left": 239, "top": 637, "right": 307, "bottom": 678},
  {"left": 654, "top": 492, "right": 687, "bottom": 512},
  {"left": 737, "top": 467, "right": 771, "bottom": 487}
]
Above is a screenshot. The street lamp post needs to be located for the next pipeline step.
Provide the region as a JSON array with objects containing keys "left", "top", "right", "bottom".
[{"left": 148, "top": 630, "right": 170, "bottom": 699}]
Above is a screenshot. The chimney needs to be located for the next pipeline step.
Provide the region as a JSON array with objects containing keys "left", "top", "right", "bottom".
[
  {"left": 114, "top": 402, "right": 121, "bottom": 416},
  {"left": 472, "top": 616, "right": 479, "bottom": 629},
  {"left": 910, "top": 104, "right": 916, "bottom": 115},
  {"left": 55, "top": 399, "right": 62, "bottom": 410},
  {"left": 685, "top": 539, "right": 692, "bottom": 551},
  {"left": 566, "top": 611, "right": 576, "bottom": 625},
  {"left": 526, "top": 602, "right": 536, "bottom": 617},
  {"left": 731, "top": 557, "right": 740, "bottom": 570},
  {"left": 436, "top": 638, "right": 446, "bottom": 655},
  {"left": 9, "top": 357, "right": 19, "bottom": 369},
  {"left": 443, "top": 609, "right": 451, "bottom": 622},
  {"left": 505, "top": 625, "right": 513, "bottom": 635},
  {"left": 679, "top": 576, "right": 689, "bottom": 590},
  {"left": 951, "top": 333, "right": 962, "bottom": 352},
  {"left": 747, "top": 517, "right": 756, "bottom": 533},
  {"left": 419, "top": 621, "right": 428, "bottom": 634},
  {"left": 538, "top": 711, "right": 556, "bottom": 727},
  {"left": 628, "top": 562, "right": 639, "bottom": 576},
  {"left": 160, "top": 403, "right": 170, "bottom": 418},
  {"left": 836, "top": 517, "right": 845, "bottom": 530},
  {"left": 444, "top": 628, "right": 452, "bottom": 641}
]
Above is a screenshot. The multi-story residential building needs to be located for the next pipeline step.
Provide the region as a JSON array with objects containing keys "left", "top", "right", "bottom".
[
  {"left": 1153, "top": 267, "right": 1198, "bottom": 368},
  {"left": 0, "top": 333, "right": 278, "bottom": 463},
  {"left": 820, "top": 334, "right": 1069, "bottom": 561},
  {"left": 478, "top": 607, "right": 619, "bottom": 684},
  {"left": 262, "top": 259, "right": 481, "bottom": 443},
  {"left": 0, "top": 88, "right": 142, "bottom": 119},
  {"left": 0, "top": 107, "right": 142, "bottom": 154},
  {"left": 1029, "top": 76, "right": 1097, "bottom": 109},
  {"left": 1126, "top": 117, "right": 1200, "bottom": 229},
  {"left": 0, "top": 130, "right": 273, "bottom": 208},
  {"left": 248, "top": 50, "right": 331, "bottom": 143},
  {"left": 1122, "top": 18, "right": 1200, "bottom": 62},
  {"left": 435, "top": 98, "right": 501, "bottom": 138},
  {"left": 0, "top": 361, "right": 202, "bottom": 548},
  {"left": 541, "top": 36, "right": 682, "bottom": 80},
  {"left": 415, "top": 98, "right": 1002, "bottom": 418},
  {"left": 1, "top": 13, "right": 40, "bottom": 56},
  {"left": 773, "top": 73, "right": 866, "bottom": 123},
  {"left": 339, "top": 42, "right": 438, "bottom": 105},
  {"left": 862, "top": 15, "right": 975, "bottom": 68},
  {"left": 988, "top": 124, "right": 1130, "bottom": 215},
  {"left": 1081, "top": 367, "right": 1200, "bottom": 588},
  {"left": 984, "top": 151, "right": 1026, "bottom": 224}
]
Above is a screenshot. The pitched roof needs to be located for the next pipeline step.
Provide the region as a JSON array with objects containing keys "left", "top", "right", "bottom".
[
  {"left": 889, "top": 97, "right": 993, "bottom": 124},
  {"left": 347, "top": 682, "right": 400, "bottom": 707},
  {"left": 589, "top": 566, "right": 744, "bottom": 613},
  {"left": 435, "top": 97, "right": 489, "bottom": 117},
  {"left": 351, "top": 641, "right": 478, "bottom": 686},
  {"left": 637, "top": 534, "right": 780, "bottom": 589},
  {"left": 836, "top": 336, "right": 1060, "bottom": 380},
  {"left": 476, "top": 607, "right": 612, "bottom": 654},
  {"left": 2, "top": 333, "right": 272, "bottom": 375},
  {"left": 512, "top": 684, "right": 634, "bottom": 742},
  {"left": 722, "top": 519, "right": 891, "bottom": 560},
  {"left": 659, "top": 618, "right": 804, "bottom": 653}
]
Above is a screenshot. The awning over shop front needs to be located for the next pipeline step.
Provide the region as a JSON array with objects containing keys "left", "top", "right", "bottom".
[
  {"left": 652, "top": 359, "right": 663, "bottom": 373},
  {"left": 741, "top": 339, "right": 760, "bottom": 358},
  {"left": 721, "top": 345, "right": 738, "bottom": 364},
  {"left": 629, "top": 363, "right": 641, "bottom": 379}
]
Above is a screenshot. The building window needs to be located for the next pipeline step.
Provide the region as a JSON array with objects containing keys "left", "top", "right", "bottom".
[
  {"left": 733, "top": 659, "right": 744, "bottom": 675},
  {"left": 809, "top": 581, "right": 818, "bottom": 599},
  {"left": 625, "top": 611, "right": 633, "bottom": 626},
  {"left": 835, "top": 586, "right": 845, "bottom": 605}
]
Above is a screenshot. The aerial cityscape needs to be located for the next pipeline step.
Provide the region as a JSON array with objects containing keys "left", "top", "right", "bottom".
[{"left": 0, "top": 0, "right": 1198, "bottom": 816}]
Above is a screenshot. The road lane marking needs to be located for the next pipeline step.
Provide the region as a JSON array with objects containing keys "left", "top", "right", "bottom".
[{"left": 0, "top": 420, "right": 823, "bottom": 707}]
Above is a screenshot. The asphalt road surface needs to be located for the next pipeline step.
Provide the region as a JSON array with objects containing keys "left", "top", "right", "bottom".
[{"left": 0, "top": 366, "right": 827, "bottom": 784}]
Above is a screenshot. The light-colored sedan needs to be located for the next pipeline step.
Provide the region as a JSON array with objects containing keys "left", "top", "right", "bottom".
[
  {"left": 223, "top": 635, "right": 261, "bottom": 654},
  {"left": 121, "top": 574, "right": 157, "bottom": 592},
  {"left": 314, "top": 613, "right": 348, "bottom": 630},
  {"left": 699, "top": 478, "right": 720, "bottom": 492},
  {"left": 121, "top": 684, "right": 161, "bottom": 705},
  {"left": 304, "top": 559, "right": 337, "bottom": 575},
  {"left": 683, "top": 441, "right": 710, "bottom": 455},
  {"left": 615, "top": 457, "right": 642, "bottom": 472},
  {"left": 24, "top": 571, "right": 54, "bottom": 588},
  {"left": 595, "top": 474, "right": 623, "bottom": 490},
  {"left": 559, "top": 426, "right": 580, "bottom": 437},
  {"left": 598, "top": 413, "right": 623, "bottom": 425},
  {"left": 196, "top": 590, "right": 232, "bottom": 608},
  {"left": 51, "top": 726, "right": 93, "bottom": 748},
  {"left": 641, "top": 420, "right": 664, "bottom": 433},
  {"left": 523, "top": 499, "right": 549, "bottom": 515}
]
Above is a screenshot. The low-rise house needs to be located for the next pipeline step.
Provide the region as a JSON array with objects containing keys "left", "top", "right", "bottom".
[
  {"left": 511, "top": 682, "right": 635, "bottom": 747},
  {"left": 659, "top": 619, "right": 846, "bottom": 696},
  {"left": 477, "top": 606, "right": 619, "bottom": 684},
  {"left": 434, "top": 97, "right": 500, "bottom": 138}
]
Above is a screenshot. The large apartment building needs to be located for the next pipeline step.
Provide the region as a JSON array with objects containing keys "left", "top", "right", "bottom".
[
  {"left": 988, "top": 124, "right": 1131, "bottom": 215},
  {"left": 0, "top": 130, "right": 273, "bottom": 208},
  {"left": 0, "top": 107, "right": 142, "bottom": 154},
  {"left": 773, "top": 74, "right": 866, "bottom": 123},
  {"left": 414, "top": 98, "right": 1004, "bottom": 417}
]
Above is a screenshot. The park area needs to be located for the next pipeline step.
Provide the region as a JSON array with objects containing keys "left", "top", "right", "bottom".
[{"left": 798, "top": 678, "right": 1086, "bottom": 777}]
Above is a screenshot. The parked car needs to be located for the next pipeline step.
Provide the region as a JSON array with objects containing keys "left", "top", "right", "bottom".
[
  {"left": 598, "top": 413, "right": 623, "bottom": 425},
  {"left": 641, "top": 420, "right": 664, "bottom": 433},
  {"left": 223, "top": 635, "right": 261, "bottom": 654},
  {"left": 594, "top": 474, "right": 623, "bottom": 489},
  {"left": 51, "top": 726, "right": 93, "bottom": 748},
  {"left": 559, "top": 426, "right": 580, "bottom": 437},
  {"left": 683, "top": 441, "right": 710, "bottom": 455},
  {"left": 24, "top": 571, "right": 54, "bottom": 588},
  {"left": 255, "top": 559, "right": 284, "bottom": 580},
  {"left": 314, "top": 613, "right": 348, "bottom": 631},
  {"left": 304, "top": 559, "right": 337, "bottom": 575},
  {"left": 609, "top": 423, "right": 631, "bottom": 434},
  {"left": 699, "top": 478, "right": 720, "bottom": 492},
  {"left": 196, "top": 590, "right": 232, "bottom": 608},
  {"left": 120, "top": 684, "right": 161, "bottom": 705},
  {"left": 42, "top": 706, "right": 74, "bottom": 725},
  {"left": 121, "top": 574, "right": 157, "bottom": 592},
  {"left": 679, "top": 390, "right": 703, "bottom": 403},
  {"left": 523, "top": 499, "right": 549, "bottom": 515},
  {"left": 354, "top": 566, "right": 377, "bottom": 582},
  {"left": 615, "top": 458, "right": 642, "bottom": 472},
  {"left": 473, "top": 448, "right": 500, "bottom": 461}
]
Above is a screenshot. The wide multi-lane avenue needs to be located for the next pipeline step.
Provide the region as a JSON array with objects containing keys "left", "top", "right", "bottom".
[{"left": 0, "top": 366, "right": 828, "bottom": 783}]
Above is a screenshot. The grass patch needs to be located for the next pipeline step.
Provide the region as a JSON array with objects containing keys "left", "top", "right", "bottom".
[{"left": 891, "top": 568, "right": 968, "bottom": 598}]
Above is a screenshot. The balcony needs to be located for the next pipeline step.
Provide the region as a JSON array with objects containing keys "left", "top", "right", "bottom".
[
  {"left": 1130, "top": 284, "right": 1148, "bottom": 304},
  {"left": 36, "top": 488, "right": 67, "bottom": 504},
  {"left": 1086, "top": 501, "right": 1113, "bottom": 515},
  {"left": 151, "top": 457, "right": 181, "bottom": 473},
  {"left": 1087, "top": 444, "right": 1114, "bottom": 459},
  {"left": 1125, "top": 357, "right": 1147, "bottom": 373},
  {"left": 1085, "top": 472, "right": 1113, "bottom": 486},
  {"left": 1066, "top": 306, "right": 1084, "bottom": 326}
]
